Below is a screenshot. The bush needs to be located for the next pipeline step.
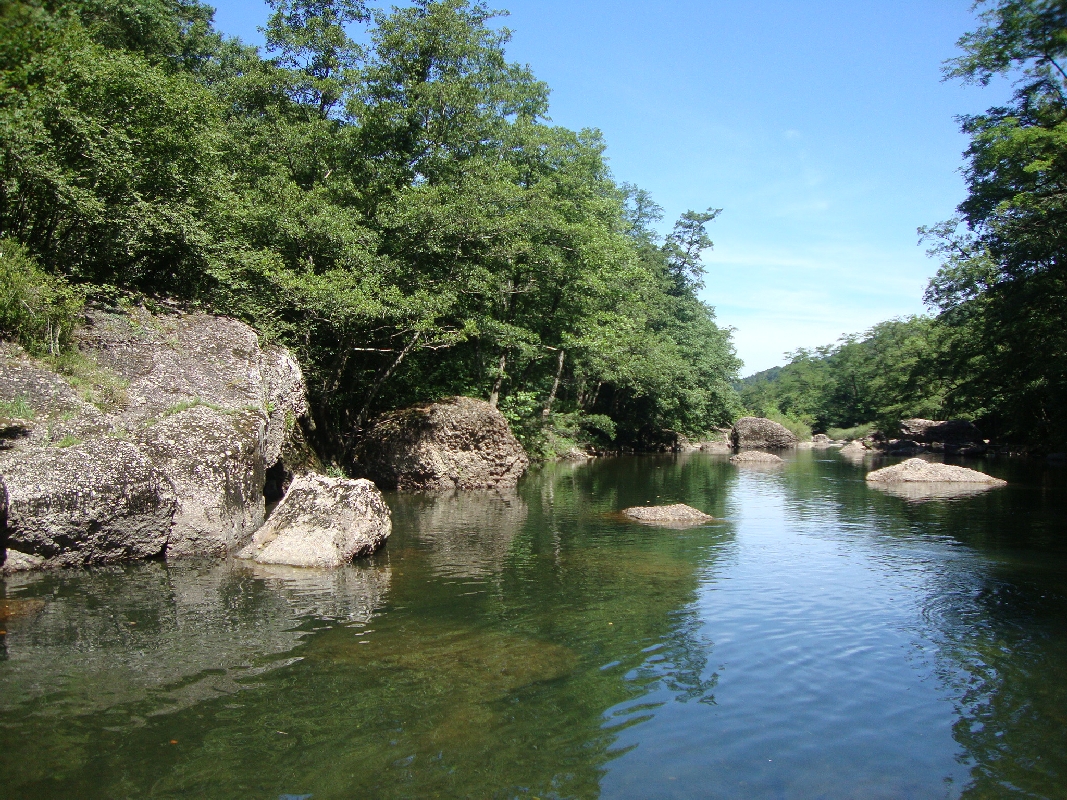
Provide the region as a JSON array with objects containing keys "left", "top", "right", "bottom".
[
  {"left": 827, "top": 422, "right": 876, "bottom": 441},
  {"left": 0, "top": 238, "right": 84, "bottom": 357}
]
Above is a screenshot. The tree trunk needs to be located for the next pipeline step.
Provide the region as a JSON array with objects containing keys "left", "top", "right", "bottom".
[
  {"left": 542, "top": 349, "right": 565, "bottom": 417},
  {"left": 488, "top": 353, "right": 507, "bottom": 409},
  {"left": 354, "top": 331, "right": 421, "bottom": 434}
]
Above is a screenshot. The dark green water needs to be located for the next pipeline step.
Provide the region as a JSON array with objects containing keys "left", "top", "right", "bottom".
[{"left": 2, "top": 451, "right": 1067, "bottom": 799}]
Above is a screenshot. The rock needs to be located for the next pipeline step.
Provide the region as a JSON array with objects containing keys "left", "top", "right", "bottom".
[
  {"left": 135, "top": 406, "right": 266, "bottom": 558},
  {"left": 0, "top": 306, "right": 314, "bottom": 571},
  {"left": 840, "top": 440, "right": 868, "bottom": 455},
  {"left": 622, "top": 504, "right": 714, "bottom": 525},
  {"left": 812, "top": 433, "right": 834, "bottom": 448},
  {"left": 561, "top": 447, "right": 591, "bottom": 461},
  {"left": 357, "top": 396, "right": 529, "bottom": 491},
  {"left": 865, "top": 458, "right": 1006, "bottom": 485},
  {"left": 237, "top": 475, "right": 391, "bottom": 568},
  {"left": 899, "top": 418, "right": 983, "bottom": 444},
  {"left": 1, "top": 439, "right": 176, "bottom": 572},
  {"left": 730, "top": 450, "right": 783, "bottom": 464},
  {"left": 700, "top": 440, "right": 732, "bottom": 452},
  {"left": 730, "top": 417, "right": 799, "bottom": 449}
]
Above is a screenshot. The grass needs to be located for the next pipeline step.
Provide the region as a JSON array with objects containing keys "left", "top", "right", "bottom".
[
  {"left": 49, "top": 349, "right": 129, "bottom": 412},
  {"left": 0, "top": 395, "right": 34, "bottom": 420},
  {"left": 827, "top": 422, "right": 876, "bottom": 441},
  {"left": 53, "top": 434, "right": 82, "bottom": 448}
]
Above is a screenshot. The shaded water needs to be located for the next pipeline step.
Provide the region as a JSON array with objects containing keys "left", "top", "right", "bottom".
[{"left": 2, "top": 451, "right": 1067, "bottom": 799}]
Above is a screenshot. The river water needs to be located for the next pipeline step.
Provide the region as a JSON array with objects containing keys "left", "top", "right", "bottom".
[{"left": 1, "top": 450, "right": 1066, "bottom": 799}]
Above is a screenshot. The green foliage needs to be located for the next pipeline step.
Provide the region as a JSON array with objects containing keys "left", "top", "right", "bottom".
[
  {"left": 826, "top": 423, "right": 875, "bottom": 441},
  {"left": 918, "top": 0, "right": 1067, "bottom": 448},
  {"left": 52, "top": 434, "right": 83, "bottom": 448},
  {"left": 0, "top": 239, "right": 84, "bottom": 356},
  {"left": 0, "top": 0, "right": 743, "bottom": 460},
  {"left": 762, "top": 409, "right": 812, "bottom": 442},
  {"left": 738, "top": 316, "right": 947, "bottom": 435}
]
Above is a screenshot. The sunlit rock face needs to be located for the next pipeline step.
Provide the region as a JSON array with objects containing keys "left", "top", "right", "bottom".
[
  {"left": 730, "top": 416, "right": 799, "bottom": 449},
  {"left": 238, "top": 475, "right": 391, "bottom": 567},
  {"left": 0, "top": 560, "right": 391, "bottom": 715},
  {"left": 0, "top": 308, "right": 310, "bottom": 571},
  {"left": 357, "top": 396, "right": 529, "bottom": 491}
]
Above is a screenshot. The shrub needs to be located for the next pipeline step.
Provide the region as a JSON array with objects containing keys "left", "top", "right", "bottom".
[
  {"left": 827, "top": 422, "right": 876, "bottom": 441},
  {"left": 0, "top": 239, "right": 84, "bottom": 357}
]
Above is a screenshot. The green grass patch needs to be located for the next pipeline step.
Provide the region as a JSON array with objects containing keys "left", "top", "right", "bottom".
[
  {"left": 0, "top": 395, "right": 34, "bottom": 419},
  {"left": 53, "top": 434, "right": 82, "bottom": 448}
]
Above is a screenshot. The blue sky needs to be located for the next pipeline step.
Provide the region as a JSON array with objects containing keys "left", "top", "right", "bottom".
[{"left": 209, "top": 0, "right": 1003, "bottom": 374}]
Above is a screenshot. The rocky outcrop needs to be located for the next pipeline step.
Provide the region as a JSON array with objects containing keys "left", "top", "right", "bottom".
[
  {"left": 899, "top": 418, "right": 982, "bottom": 445},
  {"left": 730, "top": 450, "right": 783, "bottom": 464},
  {"left": 730, "top": 417, "right": 799, "bottom": 449},
  {"left": 811, "top": 433, "right": 834, "bottom": 447},
  {"left": 0, "top": 307, "right": 311, "bottom": 572},
  {"left": 865, "top": 458, "right": 1006, "bottom": 485},
  {"left": 237, "top": 475, "right": 390, "bottom": 568},
  {"left": 356, "top": 396, "right": 529, "bottom": 491},
  {"left": 623, "top": 504, "right": 714, "bottom": 525}
]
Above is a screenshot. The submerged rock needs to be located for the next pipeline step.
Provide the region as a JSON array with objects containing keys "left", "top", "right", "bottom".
[
  {"left": 357, "top": 396, "right": 529, "bottom": 491},
  {"left": 840, "top": 440, "right": 869, "bottom": 456},
  {"left": 730, "top": 416, "right": 799, "bottom": 449},
  {"left": 622, "top": 503, "right": 714, "bottom": 525},
  {"left": 237, "top": 475, "right": 391, "bottom": 568},
  {"left": 730, "top": 450, "right": 783, "bottom": 464},
  {"left": 865, "top": 458, "right": 1006, "bottom": 485}
]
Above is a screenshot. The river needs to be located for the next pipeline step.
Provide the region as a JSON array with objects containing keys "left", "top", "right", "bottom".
[{"left": 1, "top": 450, "right": 1065, "bottom": 799}]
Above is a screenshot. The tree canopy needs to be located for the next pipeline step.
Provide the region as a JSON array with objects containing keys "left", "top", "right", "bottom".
[{"left": 0, "top": 0, "right": 742, "bottom": 462}]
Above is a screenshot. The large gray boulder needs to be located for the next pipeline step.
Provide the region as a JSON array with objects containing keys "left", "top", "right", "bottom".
[
  {"left": 730, "top": 416, "right": 799, "bottom": 449},
  {"left": 1, "top": 307, "right": 312, "bottom": 572},
  {"left": 357, "top": 396, "right": 529, "bottom": 491},
  {"left": 866, "top": 458, "right": 1006, "bottom": 485},
  {"left": 1, "top": 439, "right": 176, "bottom": 569},
  {"left": 237, "top": 475, "right": 391, "bottom": 568}
]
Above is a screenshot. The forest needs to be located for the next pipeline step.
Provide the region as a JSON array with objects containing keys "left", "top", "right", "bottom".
[
  {"left": 2, "top": 0, "right": 1065, "bottom": 458},
  {"left": 0, "top": 0, "right": 742, "bottom": 463},
  {"left": 739, "top": 0, "right": 1067, "bottom": 452}
]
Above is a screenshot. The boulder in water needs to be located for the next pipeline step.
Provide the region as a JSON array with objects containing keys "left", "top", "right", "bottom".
[
  {"left": 622, "top": 504, "right": 714, "bottom": 525},
  {"left": 730, "top": 417, "right": 799, "bottom": 449},
  {"left": 730, "top": 450, "right": 783, "bottom": 464},
  {"left": 356, "top": 396, "right": 529, "bottom": 491},
  {"left": 865, "top": 458, "right": 1005, "bottom": 485},
  {"left": 237, "top": 474, "right": 391, "bottom": 567}
]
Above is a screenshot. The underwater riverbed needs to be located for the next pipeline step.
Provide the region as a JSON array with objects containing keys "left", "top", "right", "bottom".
[{"left": 2, "top": 451, "right": 1066, "bottom": 799}]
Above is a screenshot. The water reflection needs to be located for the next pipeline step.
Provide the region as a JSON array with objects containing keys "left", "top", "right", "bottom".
[
  {"left": 0, "top": 560, "right": 390, "bottom": 715},
  {"left": 1, "top": 452, "right": 1065, "bottom": 799}
]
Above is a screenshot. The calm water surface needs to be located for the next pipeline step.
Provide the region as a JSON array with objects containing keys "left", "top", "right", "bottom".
[{"left": 2, "top": 451, "right": 1066, "bottom": 799}]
